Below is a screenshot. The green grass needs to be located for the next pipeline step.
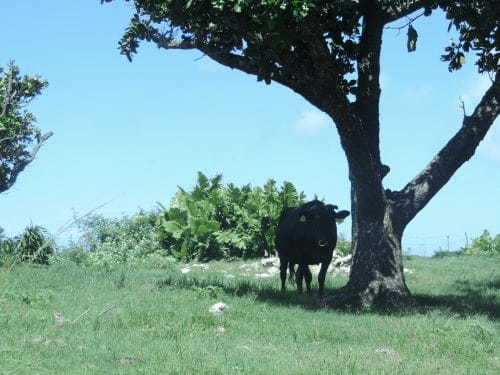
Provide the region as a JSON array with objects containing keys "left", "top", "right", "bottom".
[{"left": 0, "top": 255, "right": 499, "bottom": 374}]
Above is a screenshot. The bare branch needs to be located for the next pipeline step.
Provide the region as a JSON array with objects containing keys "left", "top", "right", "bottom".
[
  {"left": 25, "top": 131, "right": 53, "bottom": 164},
  {"left": 459, "top": 97, "right": 467, "bottom": 117},
  {"left": 194, "top": 54, "right": 207, "bottom": 62},
  {"left": 384, "top": 12, "right": 425, "bottom": 30},
  {"left": 395, "top": 71, "right": 500, "bottom": 224}
]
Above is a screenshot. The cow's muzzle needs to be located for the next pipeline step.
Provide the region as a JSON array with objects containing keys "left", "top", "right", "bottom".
[{"left": 318, "top": 240, "right": 328, "bottom": 247}]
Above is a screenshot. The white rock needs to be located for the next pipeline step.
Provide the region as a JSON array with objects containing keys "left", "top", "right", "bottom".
[
  {"left": 404, "top": 268, "right": 414, "bottom": 274},
  {"left": 192, "top": 264, "right": 209, "bottom": 270},
  {"left": 255, "top": 273, "right": 273, "bottom": 278},
  {"left": 261, "top": 257, "right": 279, "bottom": 267},
  {"left": 180, "top": 267, "right": 191, "bottom": 274},
  {"left": 239, "top": 262, "right": 259, "bottom": 270},
  {"left": 209, "top": 302, "right": 228, "bottom": 315},
  {"left": 267, "top": 266, "right": 280, "bottom": 275}
]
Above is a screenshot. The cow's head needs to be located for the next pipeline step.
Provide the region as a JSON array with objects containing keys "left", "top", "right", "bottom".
[{"left": 298, "top": 200, "right": 350, "bottom": 249}]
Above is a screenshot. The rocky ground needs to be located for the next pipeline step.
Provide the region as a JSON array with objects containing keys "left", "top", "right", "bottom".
[{"left": 179, "top": 251, "right": 413, "bottom": 279}]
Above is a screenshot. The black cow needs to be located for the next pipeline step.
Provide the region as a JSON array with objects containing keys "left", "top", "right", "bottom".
[{"left": 275, "top": 200, "right": 350, "bottom": 295}]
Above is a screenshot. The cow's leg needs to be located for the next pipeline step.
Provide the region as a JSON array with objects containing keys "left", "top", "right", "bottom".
[
  {"left": 317, "top": 262, "right": 330, "bottom": 296},
  {"left": 295, "top": 265, "right": 304, "bottom": 293},
  {"left": 303, "top": 266, "right": 312, "bottom": 293},
  {"left": 288, "top": 263, "right": 296, "bottom": 285},
  {"left": 279, "top": 258, "right": 288, "bottom": 291}
]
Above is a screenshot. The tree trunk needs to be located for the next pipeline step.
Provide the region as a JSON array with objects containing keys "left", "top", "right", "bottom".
[
  {"left": 321, "top": 114, "right": 412, "bottom": 307},
  {"left": 324, "top": 72, "right": 499, "bottom": 309},
  {"left": 341, "top": 186, "right": 411, "bottom": 307}
]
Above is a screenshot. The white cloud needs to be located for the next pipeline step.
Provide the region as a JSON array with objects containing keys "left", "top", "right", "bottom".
[{"left": 295, "top": 109, "right": 331, "bottom": 135}]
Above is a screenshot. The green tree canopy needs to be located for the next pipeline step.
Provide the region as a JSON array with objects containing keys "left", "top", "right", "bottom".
[{"left": 0, "top": 61, "right": 53, "bottom": 194}]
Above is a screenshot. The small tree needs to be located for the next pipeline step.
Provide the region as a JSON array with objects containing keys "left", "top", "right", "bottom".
[
  {"left": 103, "top": 0, "right": 499, "bottom": 306},
  {"left": 0, "top": 61, "right": 53, "bottom": 194}
]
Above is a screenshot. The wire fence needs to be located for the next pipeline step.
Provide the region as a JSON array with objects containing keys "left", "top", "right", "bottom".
[
  {"left": 336, "top": 231, "right": 486, "bottom": 257},
  {"left": 403, "top": 232, "right": 483, "bottom": 257}
]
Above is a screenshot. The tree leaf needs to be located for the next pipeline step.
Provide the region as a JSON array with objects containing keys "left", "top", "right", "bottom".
[{"left": 161, "top": 220, "right": 184, "bottom": 239}]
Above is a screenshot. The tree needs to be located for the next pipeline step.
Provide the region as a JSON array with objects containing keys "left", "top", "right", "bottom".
[
  {"left": 102, "top": 0, "right": 499, "bottom": 306},
  {"left": 0, "top": 61, "right": 53, "bottom": 194}
]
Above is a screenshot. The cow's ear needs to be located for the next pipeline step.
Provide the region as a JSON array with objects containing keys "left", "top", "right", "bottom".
[{"left": 335, "top": 210, "right": 350, "bottom": 220}]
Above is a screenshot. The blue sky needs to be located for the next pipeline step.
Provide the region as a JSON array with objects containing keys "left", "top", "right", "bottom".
[{"left": 1, "top": 1, "right": 498, "bottom": 255}]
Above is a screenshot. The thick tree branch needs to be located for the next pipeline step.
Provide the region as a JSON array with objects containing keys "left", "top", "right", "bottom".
[
  {"left": 395, "top": 71, "right": 500, "bottom": 224},
  {"left": 148, "top": 28, "right": 351, "bottom": 116},
  {"left": 340, "top": 8, "right": 386, "bottom": 242},
  {"left": 338, "top": 7, "right": 385, "bottom": 192},
  {"left": 0, "top": 131, "right": 53, "bottom": 194},
  {"left": 144, "top": 30, "right": 278, "bottom": 83},
  {"left": 354, "top": 7, "right": 384, "bottom": 149}
]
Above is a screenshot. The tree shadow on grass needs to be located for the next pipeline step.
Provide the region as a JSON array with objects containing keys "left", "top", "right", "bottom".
[
  {"left": 155, "top": 273, "right": 322, "bottom": 310},
  {"left": 409, "top": 278, "right": 500, "bottom": 320},
  {"left": 155, "top": 273, "right": 500, "bottom": 320}
]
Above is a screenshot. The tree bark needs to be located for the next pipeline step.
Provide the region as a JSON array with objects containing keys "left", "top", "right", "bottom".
[
  {"left": 332, "top": 186, "right": 411, "bottom": 307},
  {"left": 327, "top": 117, "right": 412, "bottom": 307}
]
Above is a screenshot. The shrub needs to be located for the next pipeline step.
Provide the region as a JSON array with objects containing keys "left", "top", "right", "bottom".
[
  {"left": 0, "top": 225, "right": 54, "bottom": 265},
  {"left": 66, "top": 173, "right": 349, "bottom": 264},
  {"left": 0, "top": 237, "right": 17, "bottom": 266},
  {"left": 433, "top": 250, "right": 461, "bottom": 258},
  {"left": 16, "top": 225, "right": 54, "bottom": 264},
  {"left": 335, "top": 235, "right": 352, "bottom": 257},
  {"left": 462, "top": 230, "right": 500, "bottom": 256},
  {"left": 55, "top": 246, "right": 90, "bottom": 265},
  {"left": 71, "top": 210, "right": 167, "bottom": 266},
  {"left": 156, "top": 172, "right": 306, "bottom": 261}
]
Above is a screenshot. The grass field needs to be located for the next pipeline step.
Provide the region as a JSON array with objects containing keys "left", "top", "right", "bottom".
[{"left": 0, "top": 255, "right": 499, "bottom": 374}]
